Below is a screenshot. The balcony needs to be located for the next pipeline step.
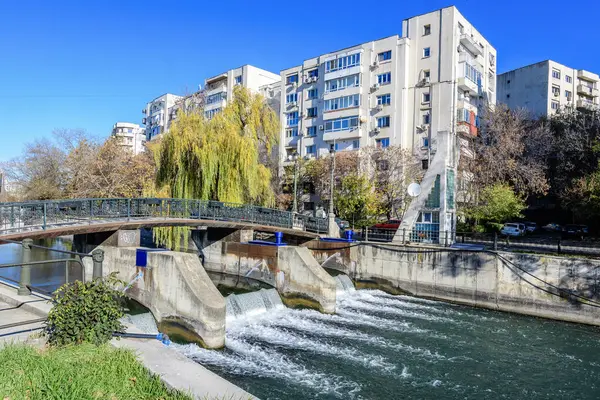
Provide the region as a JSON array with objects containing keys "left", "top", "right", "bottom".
[
  {"left": 577, "top": 99, "right": 597, "bottom": 110},
  {"left": 459, "top": 34, "right": 483, "bottom": 56},
  {"left": 577, "top": 70, "right": 600, "bottom": 83},
  {"left": 458, "top": 76, "right": 479, "bottom": 93},
  {"left": 458, "top": 62, "right": 481, "bottom": 94},
  {"left": 577, "top": 84, "right": 599, "bottom": 97},
  {"left": 205, "top": 83, "right": 227, "bottom": 96},
  {"left": 456, "top": 108, "right": 478, "bottom": 137},
  {"left": 323, "top": 127, "right": 362, "bottom": 142}
]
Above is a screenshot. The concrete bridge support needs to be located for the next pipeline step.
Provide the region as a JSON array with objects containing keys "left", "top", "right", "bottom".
[{"left": 83, "top": 246, "right": 226, "bottom": 349}]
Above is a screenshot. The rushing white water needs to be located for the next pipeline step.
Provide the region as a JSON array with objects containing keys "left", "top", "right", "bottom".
[
  {"left": 226, "top": 288, "right": 284, "bottom": 323},
  {"left": 335, "top": 274, "right": 356, "bottom": 294}
]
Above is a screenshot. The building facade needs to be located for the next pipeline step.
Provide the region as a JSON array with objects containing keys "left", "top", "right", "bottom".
[
  {"left": 498, "top": 60, "right": 599, "bottom": 117},
  {"left": 111, "top": 122, "right": 146, "bottom": 155},
  {"left": 204, "top": 64, "right": 281, "bottom": 119},
  {"left": 143, "top": 93, "right": 183, "bottom": 141},
  {"left": 278, "top": 6, "right": 496, "bottom": 239}
]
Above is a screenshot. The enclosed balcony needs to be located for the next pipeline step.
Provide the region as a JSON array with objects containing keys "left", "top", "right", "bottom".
[
  {"left": 577, "top": 99, "right": 597, "bottom": 110},
  {"left": 458, "top": 63, "right": 481, "bottom": 94},
  {"left": 577, "top": 84, "right": 599, "bottom": 97},
  {"left": 577, "top": 70, "right": 600, "bottom": 83},
  {"left": 459, "top": 33, "right": 483, "bottom": 56}
]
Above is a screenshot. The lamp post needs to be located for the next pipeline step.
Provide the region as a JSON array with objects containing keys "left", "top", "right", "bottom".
[
  {"left": 289, "top": 152, "right": 299, "bottom": 214},
  {"left": 327, "top": 145, "right": 339, "bottom": 237}
]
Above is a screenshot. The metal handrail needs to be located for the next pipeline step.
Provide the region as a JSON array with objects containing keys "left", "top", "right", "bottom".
[{"left": 0, "top": 197, "right": 329, "bottom": 235}]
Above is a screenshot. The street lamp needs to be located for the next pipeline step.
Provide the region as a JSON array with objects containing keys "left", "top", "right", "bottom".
[
  {"left": 288, "top": 152, "right": 299, "bottom": 213},
  {"left": 328, "top": 145, "right": 338, "bottom": 237}
]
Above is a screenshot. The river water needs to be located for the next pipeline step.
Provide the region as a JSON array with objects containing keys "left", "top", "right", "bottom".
[{"left": 177, "top": 283, "right": 600, "bottom": 400}]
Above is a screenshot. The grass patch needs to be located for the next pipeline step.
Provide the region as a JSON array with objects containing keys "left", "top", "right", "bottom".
[{"left": 0, "top": 343, "right": 192, "bottom": 400}]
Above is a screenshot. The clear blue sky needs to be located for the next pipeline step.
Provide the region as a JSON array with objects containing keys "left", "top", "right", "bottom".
[{"left": 1, "top": 0, "right": 598, "bottom": 161}]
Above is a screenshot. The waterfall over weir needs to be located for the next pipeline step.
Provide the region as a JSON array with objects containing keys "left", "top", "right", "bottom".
[
  {"left": 335, "top": 274, "right": 355, "bottom": 294},
  {"left": 226, "top": 289, "right": 284, "bottom": 323}
]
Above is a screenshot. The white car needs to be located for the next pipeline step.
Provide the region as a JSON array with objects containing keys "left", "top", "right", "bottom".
[{"left": 501, "top": 223, "right": 525, "bottom": 237}]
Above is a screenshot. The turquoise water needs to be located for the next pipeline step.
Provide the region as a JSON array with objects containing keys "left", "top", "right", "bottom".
[{"left": 179, "top": 289, "right": 600, "bottom": 399}]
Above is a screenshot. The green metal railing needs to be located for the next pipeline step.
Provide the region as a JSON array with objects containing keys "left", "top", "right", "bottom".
[{"left": 0, "top": 198, "right": 329, "bottom": 235}]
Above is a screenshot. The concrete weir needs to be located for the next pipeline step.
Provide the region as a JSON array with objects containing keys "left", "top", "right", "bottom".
[{"left": 84, "top": 247, "right": 226, "bottom": 349}]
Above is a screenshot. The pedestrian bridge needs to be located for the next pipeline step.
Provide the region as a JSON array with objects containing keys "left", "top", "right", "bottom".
[{"left": 0, "top": 198, "right": 327, "bottom": 241}]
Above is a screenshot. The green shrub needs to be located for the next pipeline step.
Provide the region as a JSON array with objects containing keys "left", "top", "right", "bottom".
[{"left": 45, "top": 273, "right": 125, "bottom": 346}]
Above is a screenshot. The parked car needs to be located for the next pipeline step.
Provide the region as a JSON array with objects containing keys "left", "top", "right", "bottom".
[
  {"left": 501, "top": 223, "right": 525, "bottom": 237},
  {"left": 524, "top": 222, "right": 537, "bottom": 233},
  {"left": 371, "top": 219, "right": 402, "bottom": 230},
  {"left": 335, "top": 218, "right": 350, "bottom": 230},
  {"left": 542, "top": 223, "right": 562, "bottom": 232},
  {"left": 562, "top": 224, "right": 588, "bottom": 239}
]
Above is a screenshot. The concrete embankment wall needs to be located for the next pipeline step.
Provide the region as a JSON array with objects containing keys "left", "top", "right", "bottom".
[
  {"left": 308, "top": 241, "right": 600, "bottom": 326},
  {"left": 84, "top": 247, "right": 226, "bottom": 348}
]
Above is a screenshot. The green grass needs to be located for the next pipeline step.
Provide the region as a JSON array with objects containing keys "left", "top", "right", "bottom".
[{"left": 0, "top": 343, "right": 193, "bottom": 400}]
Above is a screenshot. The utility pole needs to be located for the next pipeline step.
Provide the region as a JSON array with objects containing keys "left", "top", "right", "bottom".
[
  {"left": 327, "top": 144, "right": 339, "bottom": 237},
  {"left": 292, "top": 152, "right": 299, "bottom": 214}
]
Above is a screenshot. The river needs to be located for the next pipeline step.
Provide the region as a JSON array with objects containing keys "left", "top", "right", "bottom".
[{"left": 177, "top": 284, "right": 600, "bottom": 400}]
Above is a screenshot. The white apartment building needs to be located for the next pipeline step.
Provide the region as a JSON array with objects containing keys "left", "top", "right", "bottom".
[
  {"left": 204, "top": 64, "right": 281, "bottom": 119},
  {"left": 143, "top": 93, "right": 183, "bottom": 141},
  {"left": 111, "top": 122, "right": 146, "bottom": 155},
  {"left": 498, "top": 60, "right": 599, "bottom": 116},
  {"left": 278, "top": 6, "right": 496, "bottom": 239}
]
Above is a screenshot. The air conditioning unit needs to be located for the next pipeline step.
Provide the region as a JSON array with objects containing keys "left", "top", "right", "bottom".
[
  {"left": 421, "top": 76, "right": 431, "bottom": 85},
  {"left": 289, "top": 101, "right": 297, "bottom": 107},
  {"left": 554, "top": 92, "right": 559, "bottom": 97},
  {"left": 372, "top": 60, "right": 379, "bottom": 68},
  {"left": 304, "top": 78, "right": 312, "bottom": 84},
  {"left": 311, "top": 76, "right": 318, "bottom": 82},
  {"left": 319, "top": 125, "right": 324, "bottom": 130},
  {"left": 373, "top": 127, "right": 381, "bottom": 133},
  {"left": 371, "top": 83, "right": 380, "bottom": 91},
  {"left": 376, "top": 104, "right": 384, "bottom": 111},
  {"left": 292, "top": 81, "right": 298, "bottom": 87},
  {"left": 417, "top": 124, "right": 429, "bottom": 132}
]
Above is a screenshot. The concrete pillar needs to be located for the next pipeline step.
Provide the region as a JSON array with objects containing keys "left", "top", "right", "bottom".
[{"left": 17, "top": 239, "right": 33, "bottom": 295}]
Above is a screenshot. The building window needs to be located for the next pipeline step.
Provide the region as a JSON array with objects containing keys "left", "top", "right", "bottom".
[
  {"left": 464, "top": 63, "right": 482, "bottom": 84},
  {"left": 423, "top": 113, "right": 431, "bottom": 125},
  {"left": 423, "top": 47, "right": 431, "bottom": 58},
  {"left": 552, "top": 85, "right": 560, "bottom": 97},
  {"left": 378, "top": 51, "right": 392, "bottom": 62},
  {"left": 378, "top": 72, "right": 392, "bottom": 85},
  {"left": 306, "top": 126, "right": 317, "bottom": 137},
  {"left": 352, "top": 140, "right": 360, "bottom": 149},
  {"left": 325, "top": 53, "right": 361, "bottom": 73},
  {"left": 286, "top": 112, "right": 299, "bottom": 127},
  {"left": 325, "top": 74, "right": 360, "bottom": 93},
  {"left": 308, "top": 69, "right": 319, "bottom": 78},
  {"left": 286, "top": 74, "right": 298, "bottom": 85},
  {"left": 552, "top": 69, "right": 561, "bottom": 79},
  {"left": 307, "top": 88, "right": 318, "bottom": 99},
  {"left": 506, "top": 94, "right": 510, "bottom": 99},
  {"left": 206, "top": 92, "right": 226, "bottom": 104},
  {"left": 423, "top": 24, "right": 431, "bottom": 35},
  {"left": 377, "top": 94, "right": 391, "bottom": 105},
  {"left": 566, "top": 75, "right": 572, "bottom": 83},
  {"left": 307, "top": 107, "right": 317, "bottom": 118},
  {"left": 204, "top": 108, "right": 222, "bottom": 119},
  {"left": 286, "top": 128, "right": 299, "bottom": 137},
  {"left": 422, "top": 159, "right": 429, "bottom": 169},
  {"left": 422, "top": 137, "right": 429, "bottom": 147},
  {"left": 422, "top": 93, "right": 431, "bottom": 103},
  {"left": 377, "top": 116, "right": 390, "bottom": 128},
  {"left": 377, "top": 138, "right": 390, "bottom": 148},
  {"left": 235, "top": 76, "right": 242, "bottom": 85},
  {"left": 324, "top": 116, "right": 359, "bottom": 132},
  {"left": 458, "top": 22, "right": 464, "bottom": 34},
  {"left": 424, "top": 70, "right": 431, "bottom": 79},
  {"left": 286, "top": 93, "right": 298, "bottom": 104},
  {"left": 565, "top": 90, "right": 572, "bottom": 99},
  {"left": 306, "top": 145, "right": 315, "bottom": 154},
  {"left": 551, "top": 101, "right": 559, "bottom": 110},
  {"left": 324, "top": 94, "right": 360, "bottom": 111}
]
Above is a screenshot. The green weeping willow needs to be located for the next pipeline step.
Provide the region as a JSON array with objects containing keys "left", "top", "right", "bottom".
[{"left": 153, "top": 86, "right": 279, "bottom": 249}]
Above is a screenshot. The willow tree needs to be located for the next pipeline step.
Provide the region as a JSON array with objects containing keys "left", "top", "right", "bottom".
[{"left": 154, "top": 85, "right": 279, "bottom": 248}]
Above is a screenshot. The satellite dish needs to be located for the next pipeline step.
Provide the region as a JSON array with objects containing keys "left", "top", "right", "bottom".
[{"left": 407, "top": 182, "right": 422, "bottom": 197}]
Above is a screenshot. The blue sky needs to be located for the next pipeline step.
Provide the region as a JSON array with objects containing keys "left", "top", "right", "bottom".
[{"left": 0, "top": 0, "right": 598, "bottom": 161}]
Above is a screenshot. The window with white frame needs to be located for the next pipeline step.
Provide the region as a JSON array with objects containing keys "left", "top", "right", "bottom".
[
  {"left": 234, "top": 76, "right": 242, "bottom": 85},
  {"left": 566, "top": 75, "right": 572, "bottom": 83},
  {"left": 306, "top": 126, "right": 317, "bottom": 137},
  {"left": 286, "top": 74, "right": 298, "bottom": 85},
  {"left": 376, "top": 138, "right": 390, "bottom": 148},
  {"left": 464, "top": 63, "right": 482, "bottom": 84},
  {"left": 206, "top": 92, "right": 226, "bottom": 104},
  {"left": 551, "top": 101, "right": 559, "bottom": 110},
  {"left": 324, "top": 94, "right": 360, "bottom": 111},
  {"left": 552, "top": 85, "right": 560, "bottom": 97},
  {"left": 422, "top": 112, "right": 431, "bottom": 125},
  {"left": 307, "top": 107, "right": 317, "bottom": 118},
  {"left": 378, "top": 51, "right": 392, "bottom": 62},
  {"left": 306, "top": 145, "right": 315, "bottom": 154},
  {"left": 422, "top": 137, "right": 429, "bottom": 147},
  {"left": 307, "top": 88, "right": 318, "bottom": 99},
  {"left": 286, "top": 128, "right": 298, "bottom": 138},
  {"left": 552, "top": 69, "right": 561, "bottom": 79},
  {"left": 423, "top": 47, "right": 431, "bottom": 58},
  {"left": 565, "top": 90, "right": 572, "bottom": 99},
  {"left": 286, "top": 93, "right": 298, "bottom": 104},
  {"left": 377, "top": 94, "right": 391, "bottom": 105},
  {"left": 324, "top": 116, "right": 359, "bottom": 132},
  {"left": 377, "top": 116, "right": 390, "bottom": 128},
  {"left": 286, "top": 112, "right": 299, "bottom": 126},
  {"left": 204, "top": 108, "right": 222, "bottom": 119},
  {"left": 308, "top": 69, "right": 319, "bottom": 78},
  {"left": 422, "top": 92, "right": 431, "bottom": 103},
  {"left": 352, "top": 140, "right": 360, "bottom": 149},
  {"left": 378, "top": 72, "right": 392, "bottom": 85},
  {"left": 325, "top": 74, "right": 360, "bottom": 93},
  {"left": 325, "top": 53, "right": 361, "bottom": 73}
]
